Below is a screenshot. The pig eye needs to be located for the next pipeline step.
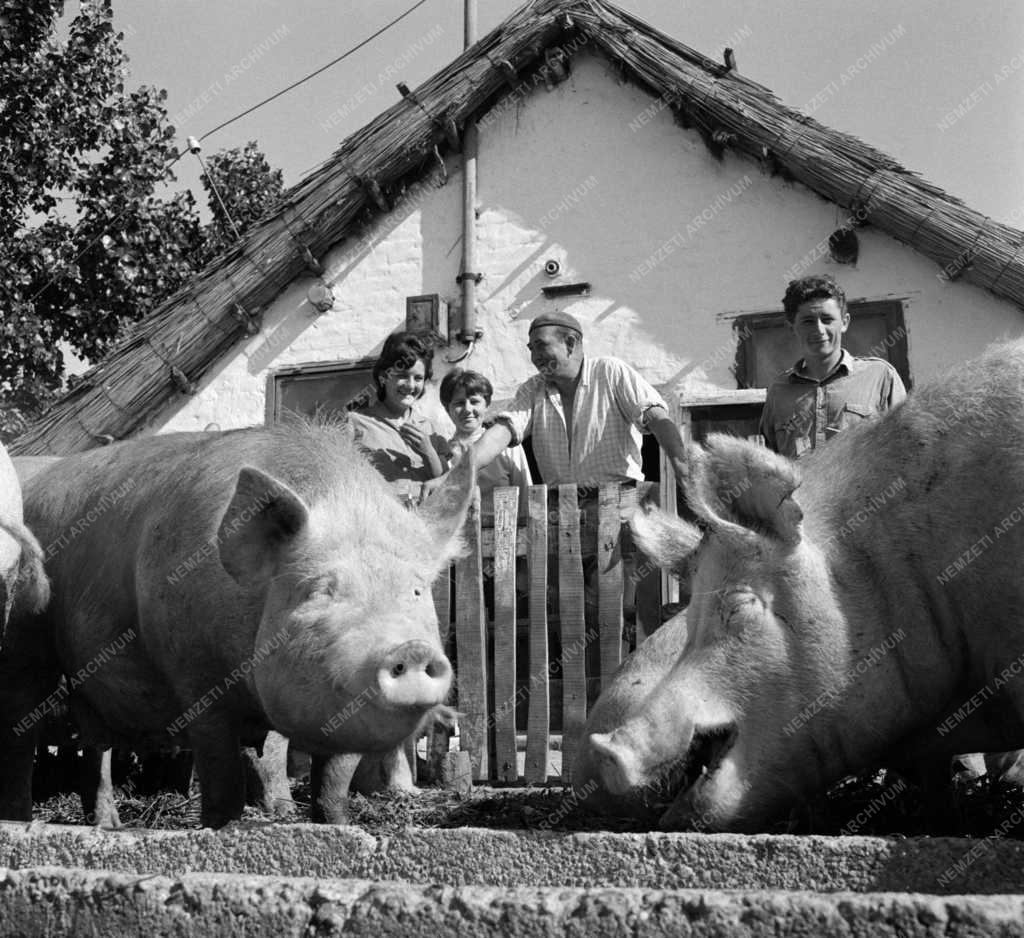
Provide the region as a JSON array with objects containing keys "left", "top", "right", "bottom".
[
  {"left": 413, "top": 587, "right": 423, "bottom": 598},
  {"left": 308, "top": 577, "right": 339, "bottom": 599},
  {"left": 721, "top": 590, "right": 762, "bottom": 631}
]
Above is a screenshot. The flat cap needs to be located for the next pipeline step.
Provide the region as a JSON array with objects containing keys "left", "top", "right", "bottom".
[{"left": 528, "top": 310, "right": 583, "bottom": 335}]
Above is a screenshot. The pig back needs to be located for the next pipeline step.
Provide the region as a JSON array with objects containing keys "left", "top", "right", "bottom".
[{"left": 796, "top": 342, "right": 1024, "bottom": 719}]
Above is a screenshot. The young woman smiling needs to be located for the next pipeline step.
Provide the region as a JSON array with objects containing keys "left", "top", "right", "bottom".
[{"left": 348, "top": 332, "right": 447, "bottom": 502}]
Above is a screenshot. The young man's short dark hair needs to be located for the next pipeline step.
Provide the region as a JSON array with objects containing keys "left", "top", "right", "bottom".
[
  {"left": 372, "top": 332, "right": 433, "bottom": 401},
  {"left": 782, "top": 274, "right": 847, "bottom": 321},
  {"left": 439, "top": 368, "right": 493, "bottom": 408}
]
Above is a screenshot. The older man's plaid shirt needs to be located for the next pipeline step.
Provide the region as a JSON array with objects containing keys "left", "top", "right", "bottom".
[{"left": 495, "top": 356, "right": 667, "bottom": 485}]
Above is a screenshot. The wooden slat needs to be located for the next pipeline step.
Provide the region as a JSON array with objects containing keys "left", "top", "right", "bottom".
[
  {"left": 491, "top": 486, "right": 519, "bottom": 783},
  {"left": 634, "top": 563, "right": 662, "bottom": 644},
  {"left": 523, "top": 484, "right": 549, "bottom": 784},
  {"left": 432, "top": 564, "right": 452, "bottom": 642},
  {"left": 557, "top": 484, "right": 587, "bottom": 781},
  {"left": 426, "top": 562, "right": 454, "bottom": 781},
  {"left": 453, "top": 488, "right": 489, "bottom": 780},
  {"left": 619, "top": 484, "right": 661, "bottom": 645},
  {"left": 477, "top": 484, "right": 657, "bottom": 559},
  {"left": 480, "top": 525, "right": 527, "bottom": 558},
  {"left": 596, "top": 483, "right": 623, "bottom": 691}
]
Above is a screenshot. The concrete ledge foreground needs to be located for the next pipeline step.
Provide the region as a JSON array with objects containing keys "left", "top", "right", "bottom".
[
  {"left": 4, "top": 821, "right": 1024, "bottom": 895},
  {"left": 4, "top": 866, "right": 1024, "bottom": 938}
]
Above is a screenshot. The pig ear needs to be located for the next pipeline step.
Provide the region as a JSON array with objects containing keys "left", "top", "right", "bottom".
[
  {"left": 629, "top": 500, "right": 702, "bottom": 577},
  {"left": 219, "top": 467, "right": 310, "bottom": 589},
  {"left": 688, "top": 435, "right": 803, "bottom": 544},
  {"left": 417, "top": 452, "right": 477, "bottom": 564},
  {"left": 588, "top": 731, "right": 647, "bottom": 793}
]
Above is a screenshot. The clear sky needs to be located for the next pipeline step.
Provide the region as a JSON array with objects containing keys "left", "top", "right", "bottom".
[{"left": 111, "top": 0, "right": 1024, "bottom": 229}]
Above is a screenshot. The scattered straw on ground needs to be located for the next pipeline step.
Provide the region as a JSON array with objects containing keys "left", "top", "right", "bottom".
[{"left": 30, "top": 767, "right": 1024, "bottom": 838}]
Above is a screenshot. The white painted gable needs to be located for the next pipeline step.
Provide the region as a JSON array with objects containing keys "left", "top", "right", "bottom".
[{"left": 157, "top": 52, "right": 1023, "bottom": 435}]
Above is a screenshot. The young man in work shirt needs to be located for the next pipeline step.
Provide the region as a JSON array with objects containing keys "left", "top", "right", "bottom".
[{"left": 760, "top": 275, "right": 906, "bottom": 458}]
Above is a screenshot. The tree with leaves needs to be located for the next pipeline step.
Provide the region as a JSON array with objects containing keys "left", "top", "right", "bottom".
[
  {"left": 201, "top": 142, "right": 284, "bottom": 259},
  {"left": 0, "top": 2, "right": 284, "bottom": 441}
]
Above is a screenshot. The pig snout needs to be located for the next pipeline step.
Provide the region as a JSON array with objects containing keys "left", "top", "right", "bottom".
[{"left": 375, "top": 640, "right": 452, "bottom": 709}]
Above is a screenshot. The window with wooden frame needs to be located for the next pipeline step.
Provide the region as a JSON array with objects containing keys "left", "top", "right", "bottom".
[
  {"left": 266, "top": 358, "right": 377, "bottom": 424},
  {"left": 732, "top": 299, "right": 911, "bottom": 390}
]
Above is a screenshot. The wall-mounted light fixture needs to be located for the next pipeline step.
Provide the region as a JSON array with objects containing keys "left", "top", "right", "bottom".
[{"left": 307, "top": 282, "right": 334, "bottom": 313}]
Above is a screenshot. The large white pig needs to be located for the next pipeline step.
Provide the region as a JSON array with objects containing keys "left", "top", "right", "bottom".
[
  {"left": 0, "top": 442, "right": 49, "bottom": 640},
  {"left": 586, "top": 340, "right": 1024, "bottom": 832},
  {"left": 0, "top": 424, "right": 472, "bottom": 828}
]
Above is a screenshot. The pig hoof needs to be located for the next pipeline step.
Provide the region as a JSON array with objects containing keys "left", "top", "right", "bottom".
[
  {"left": 267, "top": 797, "right": 296, "bottom": 820},
  {"left": 200, "top": 810, "right": 243, "bottom": 830},
  {"left": 98, "top": 813, "right": 122, "bottom": 831},
  {"left": 86, "top": 815, "right": 122, "bottom": 831},
  {"left": 311, "top": 800, "right": 351, "bottom": 825},
  {"left": 87, "top": 806, "right": 122, "bottom": 830}
]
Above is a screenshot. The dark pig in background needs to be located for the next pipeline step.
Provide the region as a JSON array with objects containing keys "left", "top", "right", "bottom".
[
  {"left": 586, "top": 340, "right": 1024, "bottom": 832},
  {"left": 0, "top": 424, "right": 472, "bottom": 828}
]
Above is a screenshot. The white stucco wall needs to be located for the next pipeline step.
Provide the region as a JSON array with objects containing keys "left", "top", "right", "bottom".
[{"left": 157, "top": 51, "right": 1024, "bottom": 434}]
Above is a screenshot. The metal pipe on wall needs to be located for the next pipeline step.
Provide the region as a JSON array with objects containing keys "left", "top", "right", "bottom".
[{"left": 457, "top": 0, "right": 482, "bottom": 347}]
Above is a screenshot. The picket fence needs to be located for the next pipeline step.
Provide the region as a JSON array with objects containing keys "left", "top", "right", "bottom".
[{"left": 432, "top": 481, "right": 660, "bottom": 785}]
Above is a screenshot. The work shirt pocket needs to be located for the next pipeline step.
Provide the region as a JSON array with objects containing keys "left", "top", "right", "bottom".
[{"left": 830, "top": 401, "right": 878, "bottom": 438}]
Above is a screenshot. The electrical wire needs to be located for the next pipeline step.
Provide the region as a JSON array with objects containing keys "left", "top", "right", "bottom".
[
  {"left": 445, "top": 338, "right": 476, "bottom": 364},
  {"left": 197, "top": 0, "right": 436, "bottom": 144}
]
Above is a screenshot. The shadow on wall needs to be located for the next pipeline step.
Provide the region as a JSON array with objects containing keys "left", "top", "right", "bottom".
[
  {"left": 458, "top": 54, "right": 765, "bottom": 373},
  {"left": 245, "top": 167, "right": 456, "bottom": 380}
]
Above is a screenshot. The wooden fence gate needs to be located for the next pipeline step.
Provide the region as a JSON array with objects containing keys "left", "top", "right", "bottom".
[{"left": 432, "top": 481, "right": 660, "bottom": 785}]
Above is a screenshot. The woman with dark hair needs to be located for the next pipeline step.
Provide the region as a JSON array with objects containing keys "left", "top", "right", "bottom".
[{"left": 348, "top": 331, "right": 447, "bottom": 502}]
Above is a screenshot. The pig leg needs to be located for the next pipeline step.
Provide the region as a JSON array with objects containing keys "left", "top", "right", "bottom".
[
  {"left": 241, "top": 730, "right": 294, "bottom": 818},
  {"left": 287, "top": 745, "right": 311, "bottom": 780},
  {"left": 0, "top": 634, "right": 59, "bottom": 820},
  {"left": 80, "top": 747, "right": 120, "bottom": 829},
  {"left": 310, "top": 751, "right": 362, "bottom": 824},
  {"left": 354, "top": 710, "right": 456, "bottom": 794},
  {"left": 0, "top": 733, "right": 36, "bottom": 821},
  {"left": 890, "top": 754, "right": 963, "bottom": 835},
  {"left": 188, "top": 716, "right": 244, "bottom": 828},
  {"left": 351, "top": 744, "right": 415, "bottom": 795}
]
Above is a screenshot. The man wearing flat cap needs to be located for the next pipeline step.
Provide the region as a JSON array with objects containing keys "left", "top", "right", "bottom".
[
  {"left": 459, "top": 309, "right": 688, "bottom": 678},
  {"left": 468, "top": 310, "right": 688, "bottom": 486}
]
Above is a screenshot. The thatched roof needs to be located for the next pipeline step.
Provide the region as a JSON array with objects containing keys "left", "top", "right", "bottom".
[{"left": 14, "top": 0, "right": 1024, "bottom": 454}]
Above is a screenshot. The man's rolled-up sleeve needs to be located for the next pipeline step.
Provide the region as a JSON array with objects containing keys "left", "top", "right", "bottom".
[
  {"left": 611, "top": 360, "right": 668, "bottom": 431},
  {"left": 493, "top": 379, "right": 536, "bottom": 447}
]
